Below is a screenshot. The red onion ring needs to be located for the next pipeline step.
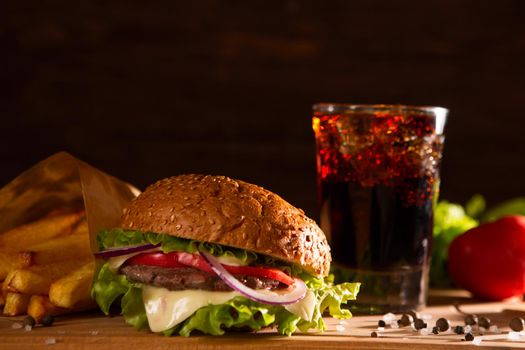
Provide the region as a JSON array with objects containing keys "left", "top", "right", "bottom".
[
  {"left": 200, "top": 251, "right": 307, "bottom": 305},
  {"left": 94, "top": 243, "right": 160, "bottom": 259}
]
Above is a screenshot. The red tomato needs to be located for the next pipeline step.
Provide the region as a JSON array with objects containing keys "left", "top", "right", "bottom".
[
  {"left": 448, "top": 215, "right": 525, "bottom": 300},
  {"left": 126, "top": 251, "right": 295, "bottom": 286}
]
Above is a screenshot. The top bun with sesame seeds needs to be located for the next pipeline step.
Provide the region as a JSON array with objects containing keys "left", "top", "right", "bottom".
[{"left": 120, "top": 174, "right": 331, "bottom": 277}]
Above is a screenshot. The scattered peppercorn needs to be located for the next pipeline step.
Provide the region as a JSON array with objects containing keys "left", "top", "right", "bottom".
[
  {"left": 22, "top": 316, "right": 36, "bottom": 328},
  {"left": 453, "top": 325, "right": 465, "bottom": 334},
  {"left": 406, "top": 309, "right": 420, "bottom": 320},
  {"left": 436, "top": 318, "right": 450, "bottom": 332},
  {"left": 478, "top": 317, "right": 491, "bottom": 329},
  {"left": 377, "top": 320, "right": 385, "bottom": 327},
  {"left": 41, "top": 315, "right": 54, "bottom": 327},
  {"left": 464, "top": 314, "right": 478, "bottom": 326},
  {"left": 465, "top": 332, "right": 474, "bottom": 341},
  {"left": 509, "top": 317, "right": 525, "bottom": 332},
  {"left": 371, "top": 331, "right": 378, "bottom": 338},
  {"left": 399, "top": 314, "right": 414, "bottom": 327},
  {"left": 432, "top": 326, "right": 439, "bottom": 335},
  {"left": 414, "top": 318, "right": 427, "bottom": 330}
]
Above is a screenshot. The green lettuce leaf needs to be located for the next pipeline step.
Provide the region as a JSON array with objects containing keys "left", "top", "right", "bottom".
[
  {"left": 465, "top": 194, "right": 486, "bottom": 219},
  {"left": 431, "top": 200, "right": 478, "bottom": 287},
  {"left": 97, "top": 228, "right": 258, "bottom": 264},
  {"left": 91, "top": 260, "right": 360, "bottom": 336},
  {"left": 91, "top": 261, "right": 149, "bottom": 329},
  {"left": 176, "top": 297, "right": 277, "bottom": 336},
  {"left": 90, "top": 262, "right": 131, "bottom": 314},
  {"left": 481, "top": 197, "right": 525, "bottom": 223},
  {"left": 294, "top": 274, "right": 359, "bottom": 332},
  {"left": 121, "top": 286, "right": 148, "bottom": 329}
]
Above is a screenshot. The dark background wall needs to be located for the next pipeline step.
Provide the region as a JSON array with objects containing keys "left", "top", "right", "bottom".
[{"left": 1, "top": 0, "right": 524, "bottom": 219}]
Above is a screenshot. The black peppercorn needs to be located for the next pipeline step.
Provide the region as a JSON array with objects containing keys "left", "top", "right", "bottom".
[
  {"left": 436, "top": 317, "right": 450, "bottom": 332},
  {"left": 510, "top": 317, "right": 525, "bottom": 332},
  {"left": 464, "top": 314, "right": 478, "bottom": 326},
  {"left": 478, "top": 317, "right": 491, "bottom": 329},
  {"left": 453, "top": 325, "right": 465, "bottom": 334},
  {"left": 371, "top": 331, "right": 378, "bottom": 338},
  {"left": 378, "top": 320, "right": 386, "bottom": 327},
  {"left": 432, "top": 326, "right": 439, "bottom": 334},
  {"left": 465, "top": 332, "right": 474, "bottom": 341},
  {"left": 399, "top": 314, "right": 414, "bottom": 327},
  {"left": 41, "top": 315, "right": 54, "bottom": 327},
  {"left": 414, "top": 318, "right": 427, "bottom": 330},
  {"left": 22, "top": 316, "right": 36, "bottom": 327},
  {"left": 406, "top": 309, "right": 420, "bottom": 320}
]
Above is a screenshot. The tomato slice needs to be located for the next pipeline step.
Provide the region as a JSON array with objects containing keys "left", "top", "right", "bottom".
[
  {"left": 224, "top": 265, "right": 295, "bottom": 286},
  {"left": 125, "top": 251, "right": 294, "bottom": 286},
  {"left": 126, "top": 252, "right": 187, "bottom": 268}
]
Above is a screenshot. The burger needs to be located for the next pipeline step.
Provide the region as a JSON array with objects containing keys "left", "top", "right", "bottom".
[{"left": 91, "top": 174, "right": 359, "bottom": 336}]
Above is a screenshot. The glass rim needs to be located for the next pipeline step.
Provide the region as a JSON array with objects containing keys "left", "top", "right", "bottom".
[{"left": 312, "top": 103, "right": 448, "bottom": 115}]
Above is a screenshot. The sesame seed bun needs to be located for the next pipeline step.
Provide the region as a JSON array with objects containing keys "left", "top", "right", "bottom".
[{"left": 120, "top": 174, "right": 331, "bottom": 277}]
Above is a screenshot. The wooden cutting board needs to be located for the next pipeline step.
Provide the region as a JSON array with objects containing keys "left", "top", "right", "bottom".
[{"left": 2, "top": 290, "right": 525, "bottom": 350}]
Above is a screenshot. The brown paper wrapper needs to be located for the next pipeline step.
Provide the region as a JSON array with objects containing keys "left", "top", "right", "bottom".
[{"left": 0, "top": 152, "right": 140, "bottom": 252}]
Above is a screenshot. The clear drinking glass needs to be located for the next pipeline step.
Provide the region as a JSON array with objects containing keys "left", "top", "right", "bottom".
[{"left": 312, "top": 104, "right": 448, "bottom": 313}]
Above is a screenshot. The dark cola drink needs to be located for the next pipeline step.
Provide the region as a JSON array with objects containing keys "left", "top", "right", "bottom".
[{"left": 312, "top": 104, "right": 447, "bottom": 313}]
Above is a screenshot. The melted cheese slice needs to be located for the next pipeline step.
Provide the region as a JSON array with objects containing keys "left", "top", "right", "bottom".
[
  {"left": 284, "top": 289, "right": 316, "bottom": 322},
  {"left": 142, "top": 285, "right": 317, "bottom": 332},
  {"left": 143, "top": 286, "right": 241, "bottom": 332}
]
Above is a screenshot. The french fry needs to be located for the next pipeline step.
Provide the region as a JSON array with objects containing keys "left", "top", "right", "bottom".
[
  {"left": 23, "top": 232, "right": 92, "bottom": 266},
  {"left": 0, "top": 212, "right": 84, "bottom": 250},
  {"left": 4, "top": 259, "right": 91, "bottom": 295},
  {"left": 3, "top": 270, "right": 16, "bottom": 294},
  {"left": 27, "top": 295, "right": 67, "bottom": 323},
  {"left": 3, "top": 292, "right": 30, "bottom": 316},
  {"left": 0, "top": 250, "right": 32, "bottom": 280},
  {"left": 49, "top": 261, "right": 96, "bottom": 309},
  {"left": 0, "top": 211, "right": 95, "bottom": 319}
]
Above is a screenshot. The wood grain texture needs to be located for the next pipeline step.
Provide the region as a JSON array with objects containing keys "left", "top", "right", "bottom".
[
  {"left": 1, "top": 1, "right": 524, "bottom": 219},
  {"left": 2, "top": 295, "right": 525, "bottom": 349}
]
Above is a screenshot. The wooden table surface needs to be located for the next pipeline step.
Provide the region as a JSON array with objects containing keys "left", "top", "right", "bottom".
[{"left": 2, "top": 290, "right": 525, "bottom": 349}]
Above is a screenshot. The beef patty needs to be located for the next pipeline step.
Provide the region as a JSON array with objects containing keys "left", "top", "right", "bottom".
[{"left": 120, "top": 265, "right": 282, "bottom": 291}]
